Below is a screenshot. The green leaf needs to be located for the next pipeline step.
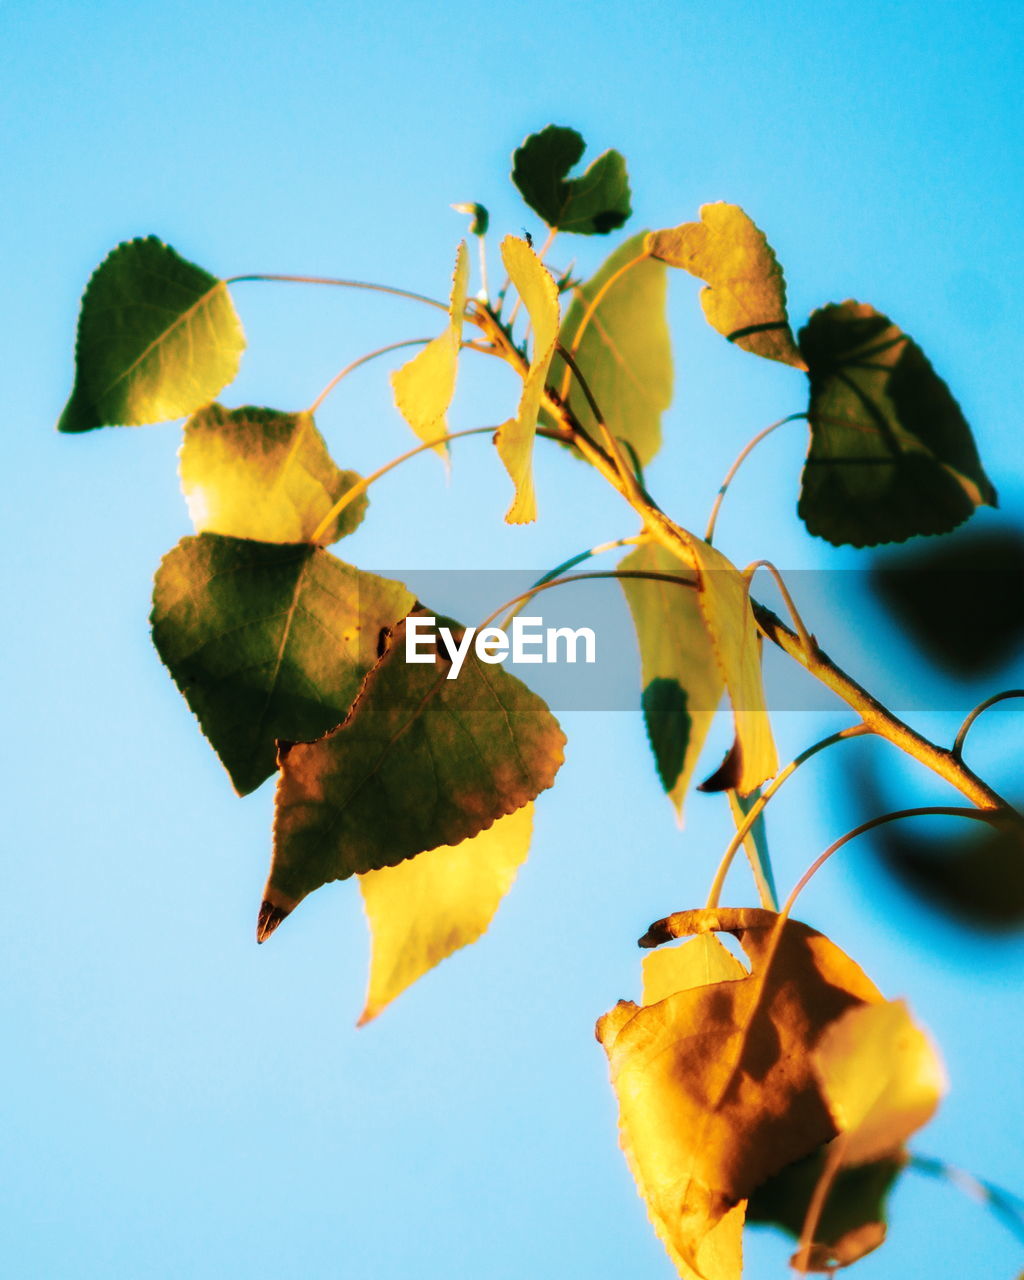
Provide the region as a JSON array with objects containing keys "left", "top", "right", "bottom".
[
  {"left": 511, "top": 125, "right": 631, "bottom": 235},
  {"left": 391, "top": 241, "right": 470, "bottom": 456},
  {"left": 151, "top": 535, "right": 415, "bottom": 796},
  {"left": 58, "top": 237, "right": 245, "bottom": 432},
  {"left": 798, "top": 302, "right": 997, "bottom": 547},
  {"left": 557, "top": 234, "right": 672, "bottom": 467},
  {"left": 747, "top": 1149, "right": 903, "bottom": 1272},
  {"left": 619, "top": 542, "right": 721, "bottom": 817},
  {"left": 495, "top": 235, "right": 560, "bottom": 523},
  {"left": 647, "top": 205, "right": 804, "bottom": 368},
  {"left": 357, "top": 804, "right": 532, "bottom": 1024},
  {"left": 179, "top": 404, "right": 367, "bottom": 545},
  {"left": 262, "top": 613, "right": 566, "bottom": 937}
]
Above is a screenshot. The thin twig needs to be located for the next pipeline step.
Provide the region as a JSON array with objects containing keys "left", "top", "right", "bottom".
[
  {"left": 953, "top": 689, "right": 1024, "bottom": 761},
  {"left": 704, "top": 413, "right": 807, "bottom": 544}
]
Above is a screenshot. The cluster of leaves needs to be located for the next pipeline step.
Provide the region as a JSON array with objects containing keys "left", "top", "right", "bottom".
[{"left": 58, "top": 124, "right": 1009, "bottom": 1275}]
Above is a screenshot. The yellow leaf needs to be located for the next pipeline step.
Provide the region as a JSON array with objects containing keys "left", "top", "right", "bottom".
[
  {"left": 598, "top": 909, "right": 882, "bottom": 1278},
  {"left": 812, "top": 999, "right": 947, "bottom": 1166},
  {"left": 390, "top": 241, "right": 470, "bottom": 455},
  {"left": 495, "top": 235, "right": 560, "bottom": 523},
  {"left": 179, "top": 405, "right": 366, "bottom": 545},
  {"left": 688, "top": 538, "right": 778, "bottom": 794},
  {"left": 647, "top": 204, "right": 805, "bottom": 369},
  {"left": 357, "top": 805, "right": 532, "bottom": 1025},
  {"left": 641, "top": 933, "right": 745, "bottom": 1006}
]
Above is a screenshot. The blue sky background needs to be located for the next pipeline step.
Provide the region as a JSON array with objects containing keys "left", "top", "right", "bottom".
[{"left": 3, "top": 1, "right": 1024, "bottom": 1276}]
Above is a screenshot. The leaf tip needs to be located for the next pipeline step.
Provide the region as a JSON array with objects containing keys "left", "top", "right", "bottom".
[{"left": 256, "top": 899, "right": 290, "bottom": 943}]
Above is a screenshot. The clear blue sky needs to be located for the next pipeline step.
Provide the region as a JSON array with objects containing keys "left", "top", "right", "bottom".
[{"left": 3, "top": 1, "right": 1024, "bottom": 1276}]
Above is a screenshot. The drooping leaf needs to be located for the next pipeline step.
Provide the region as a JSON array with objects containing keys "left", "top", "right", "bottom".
[
  {"left": 747, "top": 1148, "right": 904, "bottom": 1272},
  {"left": 391, "top": 241, "right": 470, "bottom": 456},
  {"left": 495, "top": 236, "right": 560, "bottom": 523},
  {"left": 871, "top": 524, "right": 1024, "bottom": 677},
  {"left": 151, "top": 535, "right": 414, "bottom": 796},
  {"left": 647, "top": 205, "right": 804, "bottom": 368},
  {"left": 689, "top": 538, "right": 778, "bottom": 794},
  {"left": 598, "top": 908, "right": 881, "bottom": 1276},
  {"left": 357, "top": 804, "right": 533, "bottom": 1024},
  {"left": 812, "top": 999, "right": 946, "bottom": 1167},
  {"left": 179, "top": 404, "right": 366, "bottom": 544},
  {"left": 619, "top": 543, "right": 721, "bottom": 817},
  {"left": 798, "top": 302, "right": 997, "bottom": 547},
  {"left": 263, "top": 615, "right": 565, "bottom": 937},
  {"left": 511, "top": 125, "right": 631, "bottom": 235},
  {"left": 58, "top": 237, "right": 245, "bottom": 432},
  {"left": 557, "top": 234, "right": 672, "bottom": 467}
]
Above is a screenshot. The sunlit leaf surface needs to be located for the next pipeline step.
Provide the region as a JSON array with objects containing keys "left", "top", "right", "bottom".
[
  {"left": 358, "top": 804, "right": 533, "bottom": 1024},
  {"left": 813, "top": 999, "right": 946, "bottom": 1166},
  {"left": 59, "top": 237, "right": 244, "bottom": 432},
  {"left": 495, "top": 235, "right": 560, "bottom": 522},
  {"left": 263, "top": 615, "right": 565, "bottom": 936},
  {"left": 391, "top": 241, "right": 470, "bottom": 455},
  {"left": 512, "top": 124, "right": 631, "bottom": 235},
  {"left": 151, "top": 535, "right": 414, "bottom": 795},
  {"left": 179, "top": 404, "right": 366, "bottom": 544},
  {"left": 598, "top": 909, "right": 881, "bottom": 1278},
  {"left": 647, "top": 205, "right": 803, "bottom": 368},
  {"left": 798, "top": 302, "right": 997, "bottom": 546},
  {"left": 558, "top": 234, "right": 672, "bottom": 466}
]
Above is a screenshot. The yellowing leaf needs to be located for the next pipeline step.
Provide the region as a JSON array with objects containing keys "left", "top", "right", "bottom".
[
  {"left": 641, "top": 933, "right": 745, "bottom": 1007},
  {"left": 59, "top": 237, "right": 245, "bottom": 432},
  {"left": 598, "top": 909, "right": 882, "bottom": 1277},
  {"left": 179, "top": 404, "right": 366, "bottom": 544},
  {"left": 813, "top": 999, "right": 947, "bottom": 1167},
  {"left": 688, "top": 538, "right": 778, "bottom": 794},
  {"left": 619, "top": 543, "right": 722, "bottom": 818},
  {"left": 391, "top": 241, "right": 470, "bottom": 455},
  {"left": 151, "top": 536, "right": 415, "bottom": 795},
  {"left": 647, "top": 205, "right": 804, "bottom": 369},
  {"left": 558, "top": 234, "right": 672, "bottom": 467},
  {"left": 262, "top": 615, "right": 565, "bottom": 938},
  {"left": 357, "top": 804, "right": 532, "bottom": 1024},
  {"left": 495, "top": 236, "right": 560, "bottom": 523}
]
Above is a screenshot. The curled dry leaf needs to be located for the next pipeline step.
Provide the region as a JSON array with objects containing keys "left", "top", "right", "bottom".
[{"left": 597, "top": 908, "right": 883, "bottom": 1279}]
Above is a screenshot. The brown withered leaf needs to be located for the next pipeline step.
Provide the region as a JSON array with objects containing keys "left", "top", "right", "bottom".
[{"left": 597, "top": 909, "right": 881, "bottom": 1278}]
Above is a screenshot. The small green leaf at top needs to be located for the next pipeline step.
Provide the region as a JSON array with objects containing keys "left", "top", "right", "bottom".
[
  {"left": 798, "top": 302, "right": 997, "bottom": 547},
  {"left": 557, "top": 234, "right": 672, "bottom": 467},
  {"left": 180, "top": 405, "right": 367, "bottom": 545},
  {"left": 151, "top": 535, "right": 415, "bottom": 796},
  {"left": 59, "top": 237, "right": 245, "bottom": 432},
  {"left": 262, "top": 613, "right": 566, "bottom": 937},
  {"left": 512, "top": 125, "right": 631, "bottom": 235}
]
